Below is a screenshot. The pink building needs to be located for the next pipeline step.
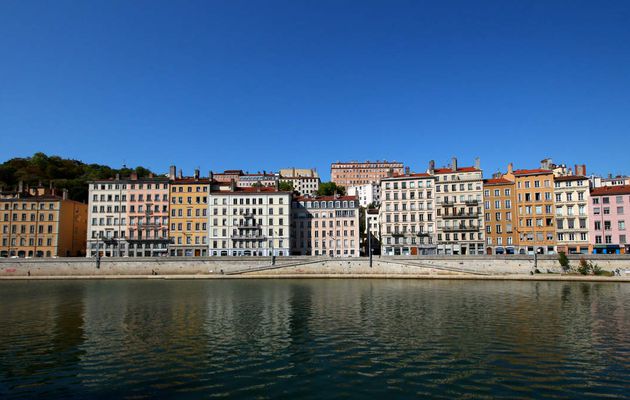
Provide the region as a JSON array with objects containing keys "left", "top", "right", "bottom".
[
  {"left": 589, "top": 185, "right": 630, "bottom": 254},
  {"left": 291, "top": 195, "right": 360, "bottom": 257},
  {"left": 126, "top": 174, "right": 171, "bottom": 256}
]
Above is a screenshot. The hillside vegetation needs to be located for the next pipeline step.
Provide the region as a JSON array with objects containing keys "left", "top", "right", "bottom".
[{"left": 0, "top": 152, "right": 155, "bottom": 202}]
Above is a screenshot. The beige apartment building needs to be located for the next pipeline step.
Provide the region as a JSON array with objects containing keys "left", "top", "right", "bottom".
[
  {"left": 554, "top": 175, "right": 590, "bottom": 254},
  {"left": 208, "top": 187, "right": 291, "bottom": 256},
  {"left": 434, "top": 158, "right": 485, "bottom": 255},
  {"left": 290, "top": 195, "right": 360, "bottom": 257},
  {"left": 379, "top": 172, "right": 436, "bottom": 255},
  {"left": 1, "top": 185, "right": 87, "bottom": 258},
  {"left": 331, "top": 161, "right": 404, "bottom": 188},
  {"left": 483, "top": 177, "right": 517, "bottom": 255},
  {"left": 279, "top": 168, "right": 320, "bottom": 196},
  {"left": 169, "top": 168, "right": 210, "bottom": 257}
]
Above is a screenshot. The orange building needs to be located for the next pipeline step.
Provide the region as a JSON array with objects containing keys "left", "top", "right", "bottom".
[
  {"left": 483, "top": 178, "right": 517, "bottom": 254},
  {"left": 504, "top": 164, "right": 557, "bottom": 255},
  {"left": 169, "top": 168, "right": 210, "bottom": 257},
  {"left": 0, "top": 185, "right": 87, "bottom": 258},
  {"left": 331, "top": 161, "right": 404, "bottom": 188}
]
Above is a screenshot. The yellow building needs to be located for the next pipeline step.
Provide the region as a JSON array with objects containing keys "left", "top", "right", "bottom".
[
  {"left": 0, "top": 186, "right": 87, "bottom": 257},
  {"left": 504, "top": 164, "right": 557, "bottom": 255},
  {"left": 169, "top": 170, "right": 210, "bottom": 256},
  {"left": 483, "top": 177, "right": 517, "bottom": 255}
]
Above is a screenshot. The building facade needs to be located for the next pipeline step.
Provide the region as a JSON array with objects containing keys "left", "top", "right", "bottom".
[
  {"left": 380, "top": 173, "right": 436, "bottom": 255},
  {"left": 504, "top": 164, "right": 557, "bottom": 255},
  {"left": 208, "top": 187, "right": 291, "bottom": 256},
  {"left": 331, "top": 161, "right": 404, "bottom": 188},
  {"left": 0, "top": 186, "right": 87, "bottom": 258},
  {"left": 290, "top": 195, "right": 360, "bottom": 257},
  {"left": 169, "top": 169, "right": 210, "bottom": 257},
  {"left": 365, "top": 208, "right": 380, "bottom": 256},
  {"left": 279, "top": 168, "right": 320, "bottom": 196},
  {"left": 483, "top": 178, "right": 517, "bottom": 255},
  {"left": 589, "top": 185, "right": 630, "bottom": 254},
  {"left": 433, "top": 158, "right": 485, "bottom": 255},
  {"left": 347, "top": 182, "right": 381, "bottom": 207},
  {"left": 554, "top": 175, "right": 590, "bottom": 254}
]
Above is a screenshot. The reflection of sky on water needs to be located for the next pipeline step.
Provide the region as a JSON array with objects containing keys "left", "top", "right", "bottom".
[{"left": 0, "top": 280, "right": 628, "bottom": 399}]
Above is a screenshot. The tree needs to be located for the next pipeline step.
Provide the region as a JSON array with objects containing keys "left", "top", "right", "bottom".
[
  {"left": 278, "top": 181, "right": 294, "bottom": 192},
  {"left": 317, "top": 182, "right": 345, "bottom": 196},
  {"left": 558, "top": 252, "right": 570, "bottom": 273}
]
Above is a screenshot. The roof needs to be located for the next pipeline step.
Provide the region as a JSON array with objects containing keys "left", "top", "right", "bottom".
[
  {"left": 512, "top": 168, "right": 553, "bottom": 176},
  {"left": 383, "top": 172, "right": 433, "bottom": 180},
  {"left": 331, "top": 161, "right": 403, "bottom": 166},
  {"left": 554, "top": 175, "right": 588, "bottom": 182},
  {"left": 434, "top": 167, "right": 480, "bottom": 174},
  {"left": 171, "top": 178, "right": 213, "bottom": 184},
  {"left": 294, "top": 195, "right": 359, "bottom": 202},
  {"left": 483, "top": 178, "right": 514, "bottom": 185},
  {"left": 591, "top": 185, "right": 630, "bottom": 196}
]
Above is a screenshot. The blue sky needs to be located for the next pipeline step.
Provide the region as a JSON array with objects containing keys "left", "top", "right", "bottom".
[{"left": 1, "top": 0, "right": 629, "bottom": 180}]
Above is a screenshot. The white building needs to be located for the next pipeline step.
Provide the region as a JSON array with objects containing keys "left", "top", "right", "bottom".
[
  {"left": 279, "top": 168, "right": 320, "bottom": 196},
  {"left": 208, "top": 187, "right": 291, "bottom": 256},
  {"left": 87, "top": 176, "right": 128, "bottom": 257},
  {"left": 554, "top": 175, "right": 590, "bottom": 254},
  {"left": 347, "top": 182, "right": 380, "bottom": 207},
  {"left": 379, "top": 173, "right": 436, "bottom": 255}
]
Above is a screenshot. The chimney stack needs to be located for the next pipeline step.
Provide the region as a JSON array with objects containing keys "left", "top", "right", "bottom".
[
  {"left": 405, "top": 166, "right": 410, "bottom": 175},
  {"left": 474, "top": 157, "right": 480, "bottom": 170},
  {"left": 451, "top": 157, "right": 457, "bottom": 172},
  {"left": 130, "top": 172, "right": 138, "bottom": 181},
  {"left": 115, "top": 173, "right": 120, "bottom": 181},
  {"left": 18, "top": 181, "right": 23, "bottom": 193},
  {"left": 62, "top": 189, "right": 68, "bottom": 200},
  {"left": 230, "top": 178, "right": 236, "bottom": 192},
  {"left": 507, "top": 163, "right": 514, "bottom": 174},
  {"left": 178, "top": 169, "right": 183, "bottom": 179},
  {"left": 169, "top": 165, "right": 176, "bottom": 180},
  {"left": 428, "top": 160, "right": 435, "bottom": 174},
  {"left": 209, "top": 171, "right": 214, "bottom": 181},
  {"left": 194, "top": 168, "right": 200, "bottom": 180}
]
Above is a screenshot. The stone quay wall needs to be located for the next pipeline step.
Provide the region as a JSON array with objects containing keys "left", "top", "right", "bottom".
[{"left": 1, "top": 255, "right": 629, "bottom": 277}]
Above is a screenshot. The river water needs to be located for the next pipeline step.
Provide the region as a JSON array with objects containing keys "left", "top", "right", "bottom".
[{"left": 0, "top": 279, "right": 628, "bottom": 399}]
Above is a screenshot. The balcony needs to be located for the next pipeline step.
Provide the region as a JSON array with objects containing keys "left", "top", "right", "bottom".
[
  {"left": 464, "top": 200, "right": 479, "bottom": 206},
  {"left": 442, "top": 212, "right": 480, "bottom": 219},
  {"left": 438, "top": 201, "right": 455, "bottom": 207},
  {"left": 442, "top": 225, "right": 479, "bottom": 232},
  {"left": 231, "top": 234, "right": 267, "bottom": 241}
]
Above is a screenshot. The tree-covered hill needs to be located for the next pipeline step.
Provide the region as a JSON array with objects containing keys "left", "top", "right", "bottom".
[{"left": 0, "top": 152, "right": 155, "bottom": 202}]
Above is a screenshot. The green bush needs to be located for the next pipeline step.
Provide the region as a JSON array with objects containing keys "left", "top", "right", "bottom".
[
  {"left": 577, "top": 257, "right": 590, "bottom": 275},
  {"left": 591, "top": 263, "right": 603, "bottom": 275},
  {"left": 558, "top": 252, "right": 570, "bottom": 272}
]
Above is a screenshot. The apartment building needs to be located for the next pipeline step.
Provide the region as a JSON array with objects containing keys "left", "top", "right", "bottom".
[
  {"left": 290, "top": 195, "right": 360, "bottom": 257},
  {"left": 331, "top": 161, "right": 404, "bottom": 188},
  {"left": 0, "top": 185, "right": 87, "bottom": 258},
  {"left": 483, "top": 178, "right": 517, "bottom": 255},
  {"left": 380, "top": 172, "right": 436, "bottom": 255},
  {"left": 433, "top": 158, "right": 484, "bottom": 255},
  {"left": 554, "top": 175, "right": 590, "bottom": 254},
  {"left": 504, "top": 164, "right": 556, "bottom": 255},
  {"left": 589, "top": 185, "right": 630, "bottom": 254},
  {"left": 279, "top": 168, "right": 320, "bottom": 196},
  {"left": 169, "top": 167, "right": 210, "bottom": 257},
  {"left": 208, "top": 187, "right": 291, "bottom": 256},
  {"left": 87, "top": 173, "right": 170, "bottom": 257},
  {"left": 347, "top": 182, "right": 381, "bottom": 207}
]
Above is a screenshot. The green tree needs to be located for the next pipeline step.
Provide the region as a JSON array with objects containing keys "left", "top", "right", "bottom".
[
  {"left": 317, "top": 182, "right": 345, "bottom": 196},
  {"left": 558, "top": 252, "right": 570, "bottom": 273},
  {"left": 278, "top": 181, "right": 294, "bottom": 192}
]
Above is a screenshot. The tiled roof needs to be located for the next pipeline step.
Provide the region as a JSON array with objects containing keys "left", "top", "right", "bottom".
[
  {"left": 171, "top": 178, "right": 213, "bottom": 184},
  {"left": 294, "top": 195, "right": 358, "bottom": 202},
  {"left": 434, "top": 167, "right": 480, "bottom": 174},
  {"left": 554, "top": 175, "right": 588, "bottom": 182},
  {"left": 483, "top": 178, "right": 513, "bottom": 185},
  {"left": 512, "top": 168, "right": 552, "bottom": 176},
  {"left": 591, "top": 185, "right": 630, "bottom": 196}
]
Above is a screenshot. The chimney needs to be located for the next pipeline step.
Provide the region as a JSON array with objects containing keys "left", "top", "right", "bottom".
[
  {"left": 130, "top": 172, "right": 138, "bottom": 180},
  {"left": 575, "top": 164, "right": 586, "bottom": 176},
  {"left": 169, "top": 165, "right": 176, "bottom": 180},
  {"left": 209, "top": 171, "right": 214, "bottom": 181},
  {"left": 178, "top": 169, "right": 183, "bottom": 179},
  {"left": 540, "top": 158, "right": 552, "bottom": 170},
  {"left": 194, "top": 169, "right": 200, "bottom": 180},
  {"left": 230, "top": 178, "right": 236, "bottom": 192},
  {"left": 62, "top": 189, "right": 68, "bottom": 200},
  {"left": 115, "top": 173, "right": 120, "bottom": 181},
  {"left": 474, "top": 157, "right": 480, "bottom": 170},
  {"left": 405, "top": 166, "right": 410, "bottom": 175},
  {"left": 148, "top": 173, "right": 153, "bottom": 178},
  {"left": 451, "top": 157, "right": 457, "bottom": 172},
  {"left": 18, "top": 181, "right": 23, "bottom": 193},
  {"left": 507, "top": 163, "right": 514, "bottom": 174},
  {"left": 428, "top": 160, "right": 435, "bottom": 174}
]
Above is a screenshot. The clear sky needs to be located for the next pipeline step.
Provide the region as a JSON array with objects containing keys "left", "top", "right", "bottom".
[{"left": 1, "top": 0, "right": 629, "bottom": 180}]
